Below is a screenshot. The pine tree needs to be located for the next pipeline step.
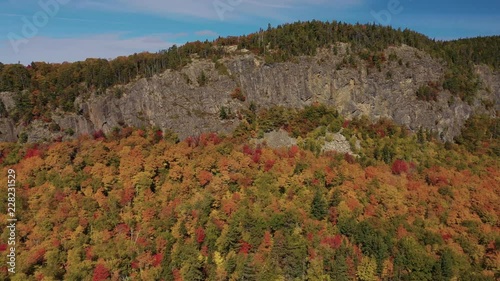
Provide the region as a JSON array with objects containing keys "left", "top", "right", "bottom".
[
  {"left": 283, "top": 233, "right": 307, "bottom": 279},
  {"left": 240, "top": 255, "right": 257, "bottom": 281},
  {"left": 183, "top": 257, "right": 205, "bottom": 281},
  {"left": 220, "top": 106, "right": 228, "bottom": 119},
  {"left": 330, "top": 251, "right": 349, "bottom": 281},
  {"left": 330, "top": 188, "right": 342, "bottom": 207},
  {"left": 432, "top": 249, "right": 454, "bottom": 281},
  {"left": 311, "top": 190, "right": 327, "bottom": 220}
]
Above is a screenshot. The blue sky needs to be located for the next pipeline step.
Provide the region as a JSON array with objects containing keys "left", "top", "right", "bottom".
[{"left": 1, "top": 0, "right": 499, "bottom": 64}]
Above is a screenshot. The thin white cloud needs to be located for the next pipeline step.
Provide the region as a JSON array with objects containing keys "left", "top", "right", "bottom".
[
  {"left": 0, "top": 13, "right": 26, "bottom": 17},
  {"left": 54, "top": 16, "right": 125, "bottom": 25},
  {"left": 0, "top": 0, "right": 366, "bottom": 64},
  {"left": 78, "top": 0, "right": 362, "bottom": 21},
  {"left": 194, "top": 30, "right": 218, "bottom": 37},
  {"left": 0, "top": 34, "right": 176, "bottom": 64}
]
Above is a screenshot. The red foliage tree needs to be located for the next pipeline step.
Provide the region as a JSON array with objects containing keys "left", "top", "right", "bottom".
[
  {"left": 137, "top": 129, "right": 146, "bottom": 137},
  {"left": 186, "top": 135, "right": 200, "bottom": 147},
  {"left": 425, "top": 167, "right": 450, "bottom": 186},
  {"left": 199, "top": 132, "right": 221, "bottom": 146},
  {"left": 25, "top": 145, "right": 41, "bottom": 159},
  {"left": 344, "top": 153, "right": 355, "bottom": 164},
  {"left": 321, "top": 234, "right": 342, "bottom": 249},
  {"left": 120, "top": 186, "right": 135, "bottom": 206},
  {"left": 153, "top": 130, "right": 163, "bottom": 143},
  {"left": 152, "top": 253, "right": 163, "bottom": 267},
  {"left": 92, "top": 264, "right": 110, "bottom": 281},
  {"left": 210, "top": 133, "right": 221, "bottom": 145},
  {"left": 173, "top": 269, "right": 183, "bottom": 281},
  {"left": 114, "top": 223, "right": 130, "bottom": 236},
  {"left": 347, "top": 198, "right": 361, "bottom": 211},
  {"left": 197, "top": 170, "right": 213, "bottom": 186},
  {"left": 262, "top": 231, "right": 272, "bottom": 247},
  {"left": 264, "top": 159, "right": 275, "bottom": 171},
  {"left": 212, "top": 218, "right": 225, "bottom": 230},
  {"left": 306, "top": 232, "right": 314, "bottom": 242},
  {"left": 92, "top": 130, "right": 105, "bottom": 140},
  {"left": 242, "top": 144, "right": 262, "bottom": 163},
  {"left": 221, "top": 198, "right": 237, "bottom": 216},
  {"left": 54, "top": 190, "right": 65, "bottom": 202},
  {"left": 28, "top": 248, "right": 46, "bottom": 266},
  {"left": 308, "top": 248, "right": 317, "bottom": 260},
  {"left": 364, "top": 166, "right": 377, "bottom": 179},
  {"left": 441, "top": 233, "right": 452, "bottom": 241},
  {"left": 191, "top": 210, "right": 199, "bottom": 219},
  {"left": 239, "top": 240, "right": 251, "bottom": 255},
  {"left": 391, "top": 159, "right": 409, "bottom": 175},
  {"left": 85, "top": 247, "right": 93, "bottom": 260},
  {"left": 251, "top": 153, "right": 261, "bottom": 163},
  {"left": 328, "top": 207, "right": 338, "bottom": 224},
  {"left": 201, "top": 245, "right": 209, "bottom": 257},
  {"left": 396, "top": 225, "right": 408, "bottom": 239},
  {"left": 232, "top": 192, "right": 241, "bottom": 201},
  {"left": 195, "top": 227, "right": 206, "bottom": 244},
  {"left": 35, "top": 272, "right": 45, "bottom": 281},
  {"left": 288, "top": 145, "right": 299, "bottom": 158},
  {"left": 242, "top": 144, "right": 253, "bottom": 155},
  {"left": 364, "top": 203, "right": 376, "bottom": 217}
]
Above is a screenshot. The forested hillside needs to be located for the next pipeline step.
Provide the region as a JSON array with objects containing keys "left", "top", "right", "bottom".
[
  {"left": 0, "top": 21, "right": 499, "bottom": 122},
  {"left": 0, "top": 105, "right": 498, "bottom": 280}
]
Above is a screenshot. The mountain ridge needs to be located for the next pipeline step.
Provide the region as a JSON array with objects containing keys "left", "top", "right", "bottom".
[{"left": 0, "top": 21, "right": 498, "bottom": 143}]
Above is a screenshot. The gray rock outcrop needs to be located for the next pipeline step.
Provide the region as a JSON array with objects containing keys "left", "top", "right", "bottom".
[{"left": 0, "top": 44, "right": 498, "bottom": 143}]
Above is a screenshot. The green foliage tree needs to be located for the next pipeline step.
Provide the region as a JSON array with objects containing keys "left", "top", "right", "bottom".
[
  {"left": 282, "top": 233, "right": 307, "bottom": 279},
  {"left": 240, "top": 255, "right": 257, "bottom": 280},
  {"left": 330, "top": 249, "right": 350, "bottom": 281},
  {"left": 432, "top": 248, "right": 454, "bottom": 281},
  {"left": 394, "top": 237, "right": 435, "bottom": 281},
  {"left": 0, "top": 100, "right": 7, "bottom": 117},
  {"left": 357, "top": 256, "right": 378, "bottom": 281},
  {"left": 311, "top": 190, "right": 328, "bottom": 220},
  {"left": 183, "top": 256, "right": 205, "bottom": 281},
  {"left": 197, "top": 70, "right": 208, "bottom": 86}
]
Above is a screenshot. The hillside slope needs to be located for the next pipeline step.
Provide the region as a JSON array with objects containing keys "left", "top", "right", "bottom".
[{"left": 0, "top": 106, "right": 498, "bottom": 280}]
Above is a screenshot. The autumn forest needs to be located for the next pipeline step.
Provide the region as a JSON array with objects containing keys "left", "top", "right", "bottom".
[{"left": 0, "top": 103, "right": 499, "bottom": 280}]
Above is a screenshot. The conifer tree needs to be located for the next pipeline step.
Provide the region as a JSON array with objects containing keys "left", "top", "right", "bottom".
[{"left": 311, "top": 190, "right": 327, "bottom": 220}]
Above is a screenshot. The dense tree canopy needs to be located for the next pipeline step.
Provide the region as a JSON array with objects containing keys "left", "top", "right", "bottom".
[{"left": 0, "top": 105, "right": 498, "bottom": 280}]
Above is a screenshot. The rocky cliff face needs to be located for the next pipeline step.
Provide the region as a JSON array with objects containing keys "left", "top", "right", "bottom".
[{"left": 0, "top": 44, "right": 498, "bottom": 143}]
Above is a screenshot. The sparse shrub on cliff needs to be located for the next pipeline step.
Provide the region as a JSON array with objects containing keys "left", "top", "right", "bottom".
[
  {"left": 230, "top": 87, "right": 246, "bottom": 102},
  {"left": 92, "top": 130, "right": 105, "bottom": 140},
  {"left": 416, "top": 83, "right": 439, "bottom": 102},
  {"left": 197, "top": 70, "right": 208, "bottom": 86}
]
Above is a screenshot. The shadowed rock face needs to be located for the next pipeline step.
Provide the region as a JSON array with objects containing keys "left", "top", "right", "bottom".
[{"left": 0, "top": 44, "right": 498, "bottom": 143}]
